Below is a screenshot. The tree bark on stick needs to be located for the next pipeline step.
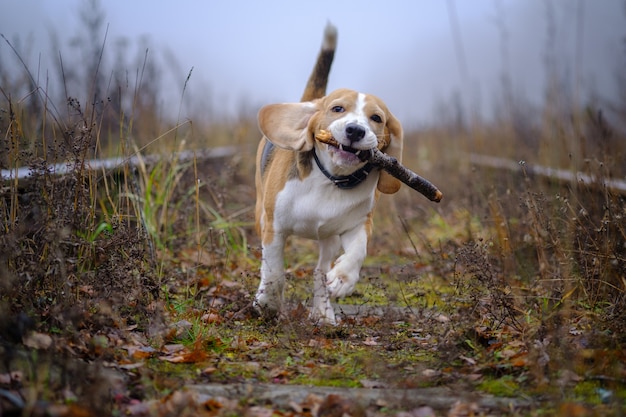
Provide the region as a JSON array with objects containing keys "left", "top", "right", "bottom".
[{"left": 361, "top": 148, "right": 442, "bottom": 202}]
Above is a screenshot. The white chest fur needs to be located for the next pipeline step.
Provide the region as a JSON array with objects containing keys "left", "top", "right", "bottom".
[{"left": 272, "top": 168, "right": 379, "bottom": 240}]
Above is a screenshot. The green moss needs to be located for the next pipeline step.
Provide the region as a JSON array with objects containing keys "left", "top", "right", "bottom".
[
  {"left": 340, "top": 266, "right": 455, "bottom": 310},
  {"left": 572, "top": 381, "right": 605, "bottom": 406},
  {"left": 478, "top": 376, "right": 520, "bottom": 397}
]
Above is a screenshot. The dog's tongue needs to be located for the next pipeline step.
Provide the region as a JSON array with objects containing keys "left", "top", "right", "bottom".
[{"left": 331, "top": 146, "right": 363, "bottom": 164}]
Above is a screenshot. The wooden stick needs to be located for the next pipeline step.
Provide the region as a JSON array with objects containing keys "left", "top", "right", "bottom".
[
  {"left": 316, "top": 131, "right": 443, "bottom": 202},
  {"left": 366, "top": 148, "right": 443, "bottom": 202}
]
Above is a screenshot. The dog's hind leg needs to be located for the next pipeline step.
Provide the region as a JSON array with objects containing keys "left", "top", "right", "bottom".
[{"left": 310, "top": 235, "right": 341, "bottom": 325}]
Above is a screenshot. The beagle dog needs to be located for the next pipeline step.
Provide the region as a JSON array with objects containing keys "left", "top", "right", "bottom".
[{"left": 254, "top": 24, "right": 403, "bottom": 325}]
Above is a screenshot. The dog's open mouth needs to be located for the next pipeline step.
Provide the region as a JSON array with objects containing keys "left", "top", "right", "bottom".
[
  {"left": 328, "top": 145, "right": 362, "bottom": 164},
  {"left": 334, "top": 143, "right": 361, "bottom": 155},
  {"left": 315, "top": 130, "right": 374, "bottom": 162}
]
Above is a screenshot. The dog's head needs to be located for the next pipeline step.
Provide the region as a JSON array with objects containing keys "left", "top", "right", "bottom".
[{"left": 258, "top": 88, "right": 404, "bottom": 194}]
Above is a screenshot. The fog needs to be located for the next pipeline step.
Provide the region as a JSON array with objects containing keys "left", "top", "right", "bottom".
[{"left": 1, "top": 0, "right": 625, "bottom": 128}]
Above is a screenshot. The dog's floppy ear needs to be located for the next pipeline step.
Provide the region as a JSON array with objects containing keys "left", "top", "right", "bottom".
[
  {"left": 377, "top": 112, "right": 404, "bottom": 194},
  {"left": 258, "top": 101, "right": 318, "bottom": 151}
]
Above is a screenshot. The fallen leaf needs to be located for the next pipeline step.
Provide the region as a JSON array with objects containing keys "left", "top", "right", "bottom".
[
  {"left": 360, "top": 316, "right": 380, "bottom": 326},
  {"left": 421, "top": 369, "right": 440, "bottom": 378},
  {"left": 23, "top": 332, "right": 52, "bottom": 349},
  {"left": 435, "top": 314, "right": 450, "bottom": 323},
  {"left": 308, "top": 338, "right": 331, "bottom": 348},
  {"left": 117, "top": 362, "right": 144, "bottom": 370},
  {"left": 159, "top": 348, "right": 209, "bottom": 363},
  {"left": 447, "top": 400, "right": 479, "bottom": 417},
  {"left": 363, "top": 336, "right": 379, "bottom": 346},
  {"left": 500, "top": 349, "right": 517, "bottom": 359},
  {"left": 459, "top": 355, "right": 476, "bottom": 366},
  {"left": 557, "top": 369, "right": 582, "bottom": 387},
  {"left": 47, "top": 403, "right": 94, "bottom": 417},
  {"left": 375, "top": 398, "right": 388, "bottom": 407},
  {"left": 202, "top": 312, "right": 222, "bottom": 324},
  {"left": 157, "top": 390, "right": 203, "bottom": 416},
  {"left": 249, "top": 341, "right": 272, "bottom": 350},
  {"left": 202, "top": 397, "right": 222, "bottom": 410},
  {"left": 201, "top": 366, "right": 217, "bottom": 375},
  {"left": 230, "top": 336, "right": 249, "bottom": 350},
  {"left": 317, "top": 394, "right": 365, "bottom": 417},
  {"left": 569, "top": 327, "right": 584, "bottom": 336},
  {"left": 300, "top": 393, "right": 324, "bottom": 415},
  {"left": 78, "top": 285, "right": 95, "bottom": 296},
  {"left": 129, "top": 345, "right": 157, "bottom": 359},
  {"left": 511, "top": 355, "right": 528, "bottom": 367},
  {"left": 162, "top": 344, "right": 185, "bottom": 354},
  {"left": 289, "top": 400, "right": 303, "bottom": 413},
  {"left": 270, "top": 367, "right": 291, "bottom": 382},
  {"left": 557, "top": 402, "right": 594, "bottom": 417},
  {"left": 169, "top": 320, "right": 193, "bottom": 338}
]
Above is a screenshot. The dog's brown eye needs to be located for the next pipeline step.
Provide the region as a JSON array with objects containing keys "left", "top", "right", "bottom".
[
  {"left": 331, "top": 105, "right": 345, "bottom": 113},
  {"left": 370, "top": 114, "right": 383, "bottom": 123}
]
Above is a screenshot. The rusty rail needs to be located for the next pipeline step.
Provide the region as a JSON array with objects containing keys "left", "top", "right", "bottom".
[
  {"left": 470, "top": 153, "right": 626, "bottom": 196},
  {"left": 1, "top": 146, "right": 238, "bottom": 182},
  {"left": 4, "top": 149, "right": 624, "bottom": 197}
]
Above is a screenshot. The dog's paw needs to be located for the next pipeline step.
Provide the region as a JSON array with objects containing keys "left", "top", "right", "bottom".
[
  {"left": 253, "top": 294, "right": 281, "bottom": 317},
  {"left": 252, "top": 302, "right": 283, "bottom": 323},
  {"left": 326, "top": 267, "right": 358, "bottom": 299},
  {"left": 309, "top": 307, "right": 337, "bottom": 326}
]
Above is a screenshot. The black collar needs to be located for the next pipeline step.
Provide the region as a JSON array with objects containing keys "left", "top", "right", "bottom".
[{"left": 313, "top": 149, "right": 375, "bottom": 189}]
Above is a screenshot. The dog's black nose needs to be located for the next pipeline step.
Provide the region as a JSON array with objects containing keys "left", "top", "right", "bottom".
[{"left": 345, "top": 123, "right": 366, "bottom": 142}]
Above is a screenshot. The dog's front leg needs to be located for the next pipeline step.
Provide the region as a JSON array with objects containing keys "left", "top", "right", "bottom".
[
  {"left": 311, "top": 236, "right": 341, "bottom": 325},
  {"left": 326, "top": 225, "right": 368, "bottom": 299},
  {"left": 254, "top": 233, "right": 286, "bottom": 316}
]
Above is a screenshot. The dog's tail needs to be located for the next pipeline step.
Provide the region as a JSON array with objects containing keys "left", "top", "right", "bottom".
[{"left": 300, "top": 22, "right": 337, "bottom": 102}]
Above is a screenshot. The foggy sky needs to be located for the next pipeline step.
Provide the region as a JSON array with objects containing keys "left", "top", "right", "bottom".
[{"left": 1, "top": 0, "right": 625, "bottom": 128}]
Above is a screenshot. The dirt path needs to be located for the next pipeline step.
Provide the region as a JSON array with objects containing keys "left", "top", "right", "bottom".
[
  {"left": 187, "top": 382, "right": 531, "bottom": 413},
  {"left": 181, "top": 303, "right": 533, "bottom": 414}
]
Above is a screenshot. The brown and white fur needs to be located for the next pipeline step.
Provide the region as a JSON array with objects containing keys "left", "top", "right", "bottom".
[{"left": 254, "top": 24, "right": 403, "bottom": 325}]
